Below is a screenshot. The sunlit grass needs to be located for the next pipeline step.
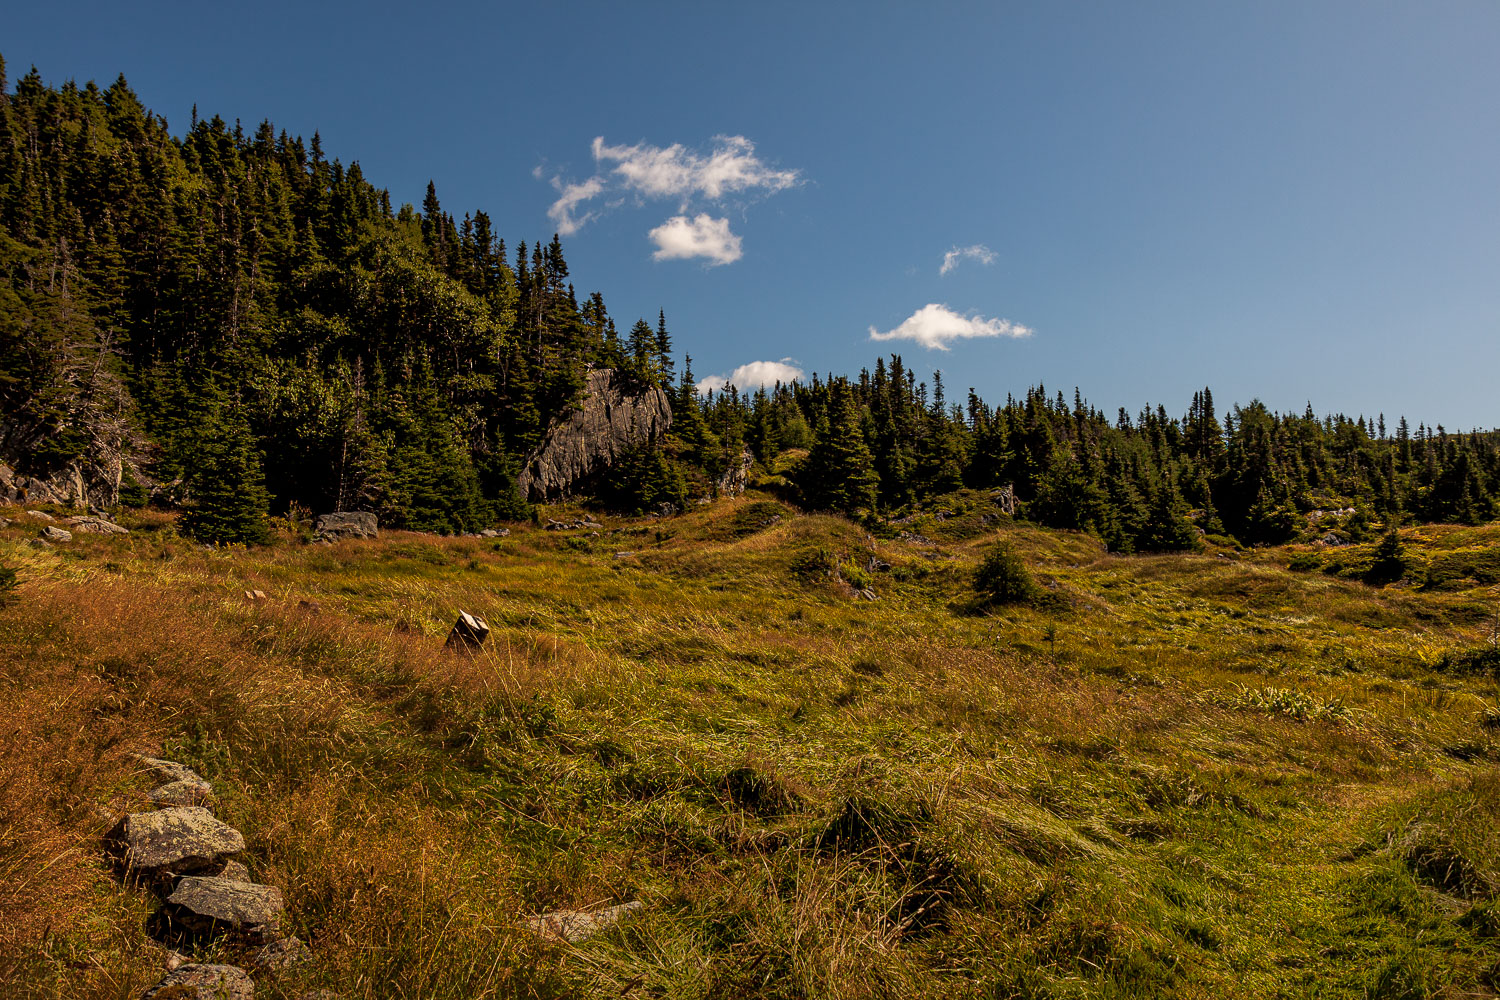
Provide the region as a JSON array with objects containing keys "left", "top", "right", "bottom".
[{"left": 1, "top": 495, "right": 1497, "bottom": 998}]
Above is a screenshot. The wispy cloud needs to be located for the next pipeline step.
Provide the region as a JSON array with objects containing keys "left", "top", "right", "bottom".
[
  {"left": 541, "top": 135, "right": 800, "bottom": 263},
  {"left": 591, "top": 135, "right": 801, "bottom": 204},
  {"left": 869, "top": 304, "right": 1032, "bottom": 351},
  {"left": 696, "top": 358, "right": 805, "bottom": 395},
  {"left": 649, "top": 214, "right": 743, "bottom": 266},
  {"left": 547, "top": 176, "right": 605, "bottom": 236},
  {"left": 940, "top": 244, "right": 997, "bottom": 276}
]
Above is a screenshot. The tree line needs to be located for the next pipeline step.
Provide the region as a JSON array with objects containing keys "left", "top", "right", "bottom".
[{"left": 1, "top": 59, "right": 1495, "bottom": 547}]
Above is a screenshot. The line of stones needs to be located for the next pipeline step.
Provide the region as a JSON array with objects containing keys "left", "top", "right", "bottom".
[{"left": 105, "top": 756, "right": 314, "bottom": 1000}]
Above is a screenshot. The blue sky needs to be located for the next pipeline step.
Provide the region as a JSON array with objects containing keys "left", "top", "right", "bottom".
[{"left": 8, "top": 2, "right": 1499, "bottom": 427}]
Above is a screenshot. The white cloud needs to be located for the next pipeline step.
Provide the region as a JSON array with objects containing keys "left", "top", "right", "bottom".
[
  {"left": 539, "top": 135, "right": 800, "bottom": 261},
  {"left": 547, "top": 175, "right": 605, "bottom": 236},
  {"left": 940, "top": 244, "right": 997, "bottom": 276},
  {"left": 697, "top": 359, "right": 805, "bottom": 395},
  {"left": 649, "top": 214, "right": 743, "bottom": 266},
  {"left": 591, "top": 134, "right": 801, "bottom": 203},
  {"left": 869, "top": 304, "right": 1033, "bottom": 351}
]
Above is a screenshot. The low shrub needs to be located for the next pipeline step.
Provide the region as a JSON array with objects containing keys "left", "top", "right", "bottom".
[{"left": 973, "top": 541, "right": 1039, "bottom": 606}]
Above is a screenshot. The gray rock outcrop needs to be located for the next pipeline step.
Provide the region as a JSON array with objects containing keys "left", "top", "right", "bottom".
[
  {"left": 517, "top": 369, "right": 672, "bottom": 501},
  {"left": 527, "top": 900, "right": 643, "bottom": 944},
  {"left": 107, "top": 806, "right": 245, "bottom": 878},
  {"left": 314, "top": 511, "right": 378, "bottom": 541},
  {"left": 717, "top": 446, "right": 754, "bottom": 497},
  {"left": 67, "top": 515, "right": 129, "bottom": 534},
  {"left": 140, "top": 963, "right": 254, "bottom": 1000},
  {"left": 164, "top": 876, "right": 285, "bottom": 941},
  {"left": 40, "top": 525, "right": 72, "bottom": 542}
]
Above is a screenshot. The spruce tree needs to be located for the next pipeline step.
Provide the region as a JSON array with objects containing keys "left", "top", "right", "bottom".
[
  {"left": 801, "top": 381, "right": 878, "bottom": 514},
  {"left": 180, "top": 414, "right": 274, "bottom": 545}
]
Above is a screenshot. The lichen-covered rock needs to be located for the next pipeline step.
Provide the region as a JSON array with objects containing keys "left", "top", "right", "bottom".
[
  {"left": 41, "top": 525, "right": 72, "bottom": 542},
  {"left": 313, "top": 511, "right": 377, "bottom": 541},
  {"left": 149, "top": 779, "right": 215, "bottom": 807},
  {"left": 527, "top": 900, "right": 642, "bottom": 944},
  {"left": 218, "top": 859, "right": 252, "bottom": 881},
  {"left": 140, "top": 963, "right": 254, "bottom": 1000},
  {"left": 138, "top": 757, "right": 216, "bottom": 807},
  {"left": 517, "top": 369, "right": 672, "bottom": 501},
  {"left": 164, "top": 877, "right": 285, "bottom": 941},
  {"left": 107, "top": 806, "right": 244, "bottom": 877},
  {"left": 67, "top": 515, "right": 129, "bottom": 534}
]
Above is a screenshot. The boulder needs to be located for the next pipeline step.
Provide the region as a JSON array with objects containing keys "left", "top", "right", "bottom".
[
  {"left": 25, "top": 510, "right": 54, "bottom": 521},
  {"left": 446, "top": 611, "right": 490, "bottom": 651},
  {"left": 479, "top": 527, "right": 510, "bottom": 538},
  {"left": 163, "top": 876, "right": 284, "bottom": 941},
  {"left": 313, "top": 511, "right": 378, "bottom": 542},
  {"left": 140, "top": 963, "right": 254, "bottom": 1000},
  {"left": 517, "top": 369, "right": 672, "bottom": 501},
  {"left": 41, "top": 525, "right": 72, "bottom": 542},
  {"left": 526, "top": 900, "right": 643, "bottom": 944},
  {"left": 67, "top": 515, "right": 128, "bottom": 534},
  {"left": 107, "top": 806, "right": 244, "bottom": 878}
]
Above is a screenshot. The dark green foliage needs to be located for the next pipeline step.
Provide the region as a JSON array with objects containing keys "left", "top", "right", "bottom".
[
  {"left": 117, "top": 471, "right": 149, "bottom": 508},
  {"left": 179, "top": 415, "right": 274, "bottom": 545},
  {"left": 799, "top": 380, "right": 878, "bottom": 515},
  {"left": 974, "top": 541, "right": 1039, "bottom": 606},
  {"left": 3, "top": 61, "right": 1498, "bottom": 546},
  {"left": 1365, "top": 529, "right": 1410, "bottom": 586},
  {"left": 597, "top": 445, "right": 687, "bottom": 514}
]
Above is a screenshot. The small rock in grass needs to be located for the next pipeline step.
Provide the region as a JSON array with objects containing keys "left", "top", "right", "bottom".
[
  {"left": 527, "top": 900, "right": 642, "bottom": 944},
  {"left": 139, "top": 963, "right": 254, "bottom": 1000},
  {"left": 41, "top": 525, "right": 72, "bottom": 542},
  {"left": 149, "top": 779, "right": 215, "bottom": 808},
  {"left": 446, "top": 611, "right": 489, "bottom": 651},
  {"left": 25, "top": 510, "right": 54, "bottom": 521},
  {"left": 164, "top": 877, "right": 285, "bottom": 942},
  {"left": 67, "top": 515, "right": 129, "bottom": 534}
]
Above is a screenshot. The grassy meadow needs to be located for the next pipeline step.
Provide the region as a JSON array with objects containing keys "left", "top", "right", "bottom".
[{"left": 1, "top": 493, "right": 1498, "bottom": 999}]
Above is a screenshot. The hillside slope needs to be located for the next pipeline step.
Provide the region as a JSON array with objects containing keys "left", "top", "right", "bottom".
[{"left": 2, "top": 494, "right": 1498, "bottom": 998}]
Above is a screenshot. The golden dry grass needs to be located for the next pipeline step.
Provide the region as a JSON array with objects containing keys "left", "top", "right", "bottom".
[{"left": 1, "top": 498, "right": 1498, "bottom": 998}]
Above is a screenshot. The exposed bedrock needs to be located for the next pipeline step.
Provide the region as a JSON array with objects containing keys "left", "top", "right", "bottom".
[{"left": 517, "top": 369, "right": 672, "bottom": 501}]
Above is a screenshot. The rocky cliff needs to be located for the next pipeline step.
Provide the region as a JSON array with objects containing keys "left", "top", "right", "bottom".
[{"left": 517, "top": 369, "right": 672, "bottom": 501}]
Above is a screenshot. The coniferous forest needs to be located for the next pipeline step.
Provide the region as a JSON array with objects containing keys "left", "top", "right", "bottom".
[{"left": 3, "top": 59, "right": 1498, "bottom": 545}]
